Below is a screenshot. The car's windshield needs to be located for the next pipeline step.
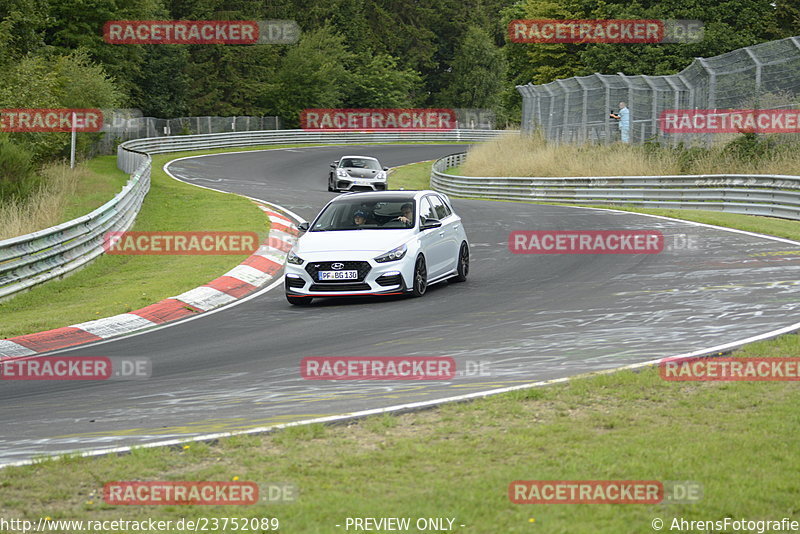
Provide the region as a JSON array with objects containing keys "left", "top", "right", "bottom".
[
  {"left": 340, "top": 158, "right": 381, "bottom": 170},
  {"left": 311, "top": 197, "right": 416, "bottom": 231}
]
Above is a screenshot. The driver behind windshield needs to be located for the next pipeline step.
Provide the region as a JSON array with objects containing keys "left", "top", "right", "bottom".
[{"left": 395, "top": 203, "right": 414, "bottom": 227}]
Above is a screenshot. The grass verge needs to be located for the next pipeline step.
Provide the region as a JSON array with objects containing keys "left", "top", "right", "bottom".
[
  {"left": 64, "top": 158, "right": 131, "bottom": 221},
  {"left": 0, "top": 338, "right": 797, "bottom": 532},
  {"left": 0, "top": 159, "right": 130, "bottom": 241},
  {"left": 461, "top": 131, "right": 800, "bottom": 177},
  {"left": 387, "top": 160, "right": 436, "bottom": 190},
  {"left": 0, "top": 153, "right": 266, "bottom": 339}
]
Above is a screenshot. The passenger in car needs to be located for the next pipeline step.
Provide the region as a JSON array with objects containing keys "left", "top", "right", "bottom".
[{"left": 354, "top": 210, "right": 368, "bottom": 226}]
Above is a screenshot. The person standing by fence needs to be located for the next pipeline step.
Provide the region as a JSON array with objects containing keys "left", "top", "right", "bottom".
[{"left": 610, "top": 102, "right": 630, "bottom": 143}]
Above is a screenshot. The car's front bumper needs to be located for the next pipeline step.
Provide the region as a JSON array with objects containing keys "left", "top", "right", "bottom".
[
  {"left": 284, "top": 257, "right": 411, "bottom": 297},
  {"left": 335, "top": 177, "right": 387, "bottom": 191}
]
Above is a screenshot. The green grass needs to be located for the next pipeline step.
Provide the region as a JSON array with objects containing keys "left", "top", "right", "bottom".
[
  {"left": 0, "top": 153, "right": 266, "bottom": 339},
  {"left": 63, "top": 157, "right": 130, "bottom": 221},
  {"left": 388, "top": 160, "right": 437, "bottom": 190},
  {"left": 1, "top": 337, "right": 798, "bottom": 533}
]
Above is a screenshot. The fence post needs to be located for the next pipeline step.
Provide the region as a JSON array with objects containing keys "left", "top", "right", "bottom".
[
  {"left": 743, "top": 48, "right": 763, "bottom": 109},
  {"left": 697, "top": 58, "right": 716, "bottom": 146},
  {"left": 575, "top": 77, "right": 590, "bottom": 144},
  {"left": 664, "top": 76, "right": 684, "bottom": 146},
  {"left": 542, "top": 84, "right": 556, "bottom": 143},
  {"left": 554, "top": 79, "right": 570, "bottom": 143},
  {"left": 641, "top": 75, "right": 659, "bottom": 142}
]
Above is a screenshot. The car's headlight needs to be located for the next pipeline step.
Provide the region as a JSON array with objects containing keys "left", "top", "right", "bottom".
[
  {"left": 286, "top": 250, "right": 304, "bottom": 265},
  {"left": 374, "top": 244, "right": 407, "bottom": 263},
  {"left": 336, "top": 169, "right": 349, "bottom": 177},
  {"left": 376, "top": 171, "right": 387, "bottom": 180}
]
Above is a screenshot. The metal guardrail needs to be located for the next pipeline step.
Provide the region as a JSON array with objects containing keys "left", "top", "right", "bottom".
[
  {"left": 0, "top": 129, "right": 504, "bottom": 302},
  {"left": 117, "top": 129, "right": 506, "bottom": 172},
  {"left": 0, "top": 152, "right": 151, "bottom": 301},
  {"left": 431, "top": 152, "right": 800, "bottom": 220}
]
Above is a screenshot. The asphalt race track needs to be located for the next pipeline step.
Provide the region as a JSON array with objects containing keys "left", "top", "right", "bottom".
[{"left": 2, "top": 143, "right": 799, "bottom": 464}]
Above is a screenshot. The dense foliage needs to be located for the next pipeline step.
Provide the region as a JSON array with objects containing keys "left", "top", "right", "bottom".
[{"left": 0, "top": 0, "right": 797, "bottom": 195}]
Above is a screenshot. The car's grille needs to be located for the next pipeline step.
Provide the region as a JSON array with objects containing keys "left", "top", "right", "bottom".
[
  {"left": 305, "top": 261, "right": 371, "bottom": 282},
  {"left": 376, "top": 273, "right": 403, "bottom": 287},
  {"left": 285, "top": 276, "right": 305, "bottom": 289},
  {"left": 309, "top": 283, "right": 371, "bottom": 292}
]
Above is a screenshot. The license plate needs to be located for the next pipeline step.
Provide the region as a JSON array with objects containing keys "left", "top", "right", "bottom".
[{"left": 319, "top": 270, "right": 358, "bottom": 280}]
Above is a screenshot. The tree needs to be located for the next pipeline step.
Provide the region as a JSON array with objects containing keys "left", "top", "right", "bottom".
[
  {"left": 505, "top": 0, "right": 588, "bottom": 85},
  {"left": 0, "top": 50, "right": 122, "bottom": 161},
  {"left": 185, "top": 43, "right": 281, "bottom": 116},
  {"left": 0, "top": 0, "right": 48, "bottom": 67},
  {"left": 510, "top": 0, "right": 783, "bottom": 84},
  {"left": 775, "top": 0, "right": 800, "bottom": 37},
  {"left": 266, "top": 26, "right": 353, "bottom": 127},
  {"left": 345, "top": 53, "right": 422, "bottom": 108},
  {"left": 439, "top": 26, "right": 507, "bottom": 114},
  {"left": 129, "top": 46, "right": 191, "bottom": 118},
  {"left": 44, "top": 0, "right": 169, "bottom": 103}
]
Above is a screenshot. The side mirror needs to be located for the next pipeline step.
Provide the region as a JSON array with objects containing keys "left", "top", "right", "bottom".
[
  {"left": 329, "top": 163, "right": 336, "bottom": 168},
  {"left": 298, "top": 222, "right": 310, "bottom": 232},
  {"left": 420, "top": 218, "right": 442, "bottom": 230},
  {"left": 382, "top": 166, "right": 389, "bottom": 171}
]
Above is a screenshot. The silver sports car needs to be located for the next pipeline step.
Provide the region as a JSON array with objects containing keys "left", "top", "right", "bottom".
[{"left": 328, "top": 155, "right": 389, "bottom": 192}]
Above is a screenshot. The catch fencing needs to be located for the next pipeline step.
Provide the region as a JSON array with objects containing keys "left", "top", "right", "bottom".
[
  {"left": 517, "top": 36, "right": 800, "bottom": 144},
  {"left": 92, "top": 115, "right": 282, "bottom": 154}
]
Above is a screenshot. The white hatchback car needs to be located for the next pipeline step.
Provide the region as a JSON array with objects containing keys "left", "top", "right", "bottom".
[{"left": 284, "top": 191, "right": 469, "bottom": 305}]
